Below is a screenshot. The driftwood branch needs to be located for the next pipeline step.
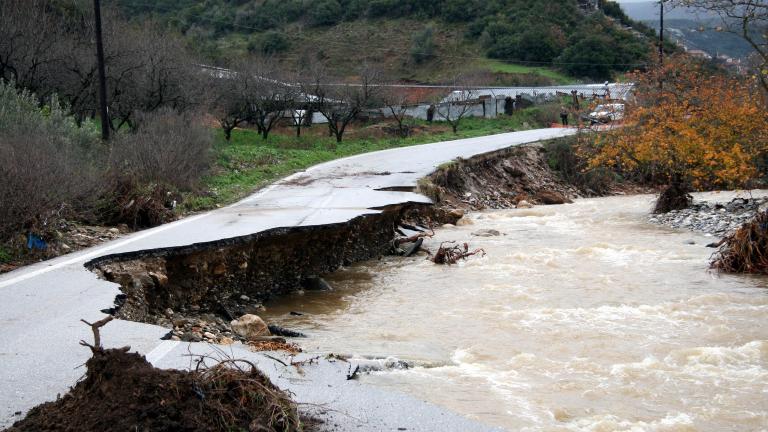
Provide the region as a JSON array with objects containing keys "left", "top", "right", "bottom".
[
  {"left": 431, "top": 241, "right": 486, "bottom": 265},
  {"left": 79, "top": 315, "right": 114, "bottom": 351}
]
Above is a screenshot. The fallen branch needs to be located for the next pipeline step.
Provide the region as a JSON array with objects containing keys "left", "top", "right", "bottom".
[
  {"left": 79, "top": 315, "right": 114, "bottom": 352},
  {"left": 431, "top": 241, "right": 486, "bottom": 265}
]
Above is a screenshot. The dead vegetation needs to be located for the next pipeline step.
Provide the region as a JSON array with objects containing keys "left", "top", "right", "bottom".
[
  {"left": 249, "top": 339, "right": 303, "bottom": 355},
  {"left": 710, "top": 210, "right": 768, "bottom": 274},
  {"left": 429, "top": 241, "right": 486, "bottom": 265},
  {"left": 8, "top": 317, "right": 304, "bottom": 432}
]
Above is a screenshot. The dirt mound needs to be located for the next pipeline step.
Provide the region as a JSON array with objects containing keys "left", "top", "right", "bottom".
[
  {"left": 711, "top": 210, "right": 768, "bottom": 274},
  {"left": 8, "top": 348, "right": 303, "bottom": 432}
]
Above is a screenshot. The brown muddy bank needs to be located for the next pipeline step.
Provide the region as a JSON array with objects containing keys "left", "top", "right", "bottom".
[{"left": 419, "top": 142, "right": 601, "bottom": 211}]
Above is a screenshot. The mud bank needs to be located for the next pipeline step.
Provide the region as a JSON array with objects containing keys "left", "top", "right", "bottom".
[{"left": 419, "top": 144, "right": 581, "bottom": 210}]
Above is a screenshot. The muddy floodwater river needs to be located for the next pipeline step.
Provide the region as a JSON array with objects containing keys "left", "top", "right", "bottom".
[{"left": 263, "top": 192, "right": 768, "bottom": 431}]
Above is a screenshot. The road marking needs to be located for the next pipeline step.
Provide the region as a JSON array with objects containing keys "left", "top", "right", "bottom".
[
  {"left": 145, "top": 340, "right": 181, "bottom": 365},
  {"left": 0, "top": 211, "right": 213, "bottom": 289}
]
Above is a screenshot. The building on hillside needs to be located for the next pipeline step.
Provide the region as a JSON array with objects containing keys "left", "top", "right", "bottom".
[{"left": 686, "top": 49, "right": 713, "bottom": 60}]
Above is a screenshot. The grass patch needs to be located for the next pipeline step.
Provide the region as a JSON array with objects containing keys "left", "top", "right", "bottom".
[
  {"left": 183, "top": 110, "right": 545, "bottom": 211},
  {"left": 478, "top": 59, "right": 574, "bottom": 84},
  {"left": 0, "top": 246, "right": 11, "bottom": 263}
]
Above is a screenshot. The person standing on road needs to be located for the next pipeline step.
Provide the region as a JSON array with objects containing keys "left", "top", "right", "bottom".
[{"left": 560, "top": 106, "right": 569, "bottom": 126}]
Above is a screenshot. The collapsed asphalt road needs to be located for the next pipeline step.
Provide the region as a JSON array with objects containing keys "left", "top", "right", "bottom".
[{"left": 0, "top": 128, "right": 576, "bottom": 431}]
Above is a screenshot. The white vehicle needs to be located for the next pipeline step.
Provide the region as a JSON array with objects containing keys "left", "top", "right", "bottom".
[{"left": 589, "top": 103, "right": 625, "bottom": 123}]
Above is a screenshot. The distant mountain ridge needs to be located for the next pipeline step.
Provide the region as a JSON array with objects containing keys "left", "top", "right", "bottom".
[
  {"left": 619, "top": 1, "right": 753, "bottom": 59},
  {"left": 618, "top": 1, "right": 718, "bottom": 21}
]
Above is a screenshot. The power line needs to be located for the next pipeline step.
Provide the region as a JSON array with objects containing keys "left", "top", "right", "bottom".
[{"left": 108, "top": 0, "right": 652, "bottom": 68}]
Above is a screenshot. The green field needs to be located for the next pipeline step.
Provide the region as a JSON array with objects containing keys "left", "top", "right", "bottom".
[
  {"left": 184, "top": 109, "right": 548, "bottom": 211},
  {"left": 479, "top": 59, "right": 574, "bottom": 84}
]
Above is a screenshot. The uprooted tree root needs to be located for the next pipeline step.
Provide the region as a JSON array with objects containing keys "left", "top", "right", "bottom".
[
  {"left": 711, "top": 210, "right": 768, "bottom": 274},
  {"left": 9, "top": 317, "right": 304, "bottom": 432},
  {"left": 653, "top": 182, "right": 693, "bottom": 214},
  {"left": 430, "top": 241, "right": 486, "bottom": 265}
]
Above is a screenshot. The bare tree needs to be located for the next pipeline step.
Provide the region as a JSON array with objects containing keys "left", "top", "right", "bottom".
[
  {"left": 208, "top": 66, "right": 251, "bottom": 141},
  {"left": 285, "top": 67, "right": 312, "bottom": 137},
  {"left": 0, "top": 0, "right": 68, "bottom": 97},
  {"left": 305, "top": 63, "right": 382, "bottom": 143},
  {"left": 675, "top": 0, "right": 767, "bottom": 98},
  {"left": 105, "top": 21, "right": 203, "bottom": 131},
  {"left": 244, "top": 58, "right": 292, "bottom": 140},
  {"left": 435, "top": 74, "right": 478, "bottom": 134},
  {"left": 381, "top": 86, "right": 415, "bottom": 137},
  {"left": 1, "top": 2, "right": 204, "bottom": 129}
]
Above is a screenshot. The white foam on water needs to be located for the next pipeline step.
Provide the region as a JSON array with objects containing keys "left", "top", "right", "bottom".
[
  {"left": 265, "top": 193, "right": 768, "bottom": 430},
  {"left": 553, "top": 412, "right": 696, "bottom": 432}
]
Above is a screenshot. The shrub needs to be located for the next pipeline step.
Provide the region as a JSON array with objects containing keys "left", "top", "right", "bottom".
[
  {"left": 109, "top": 109, "right": 213, "bottom": 191},
  {"left": 411, "top": 26, "right": 436, "bottom": 64},
  {"left": 308, "top": 0, "right": 342, "bottom": 26},
  {"left": 101, "top": 109, "right": 213, "bottom": 228},
  {"left": 0, "top": 82, "right": 103, "bottom": 242},
  {"left": 260, "top": 31, "right": 290, "bottom": 54},
  {"left": 545, "top": 136, "right": 615, "bottom": 196}
]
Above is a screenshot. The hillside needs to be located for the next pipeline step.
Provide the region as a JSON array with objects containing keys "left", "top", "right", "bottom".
[{"left": 111, "top": 0, "right": 655, "bottom": 83}]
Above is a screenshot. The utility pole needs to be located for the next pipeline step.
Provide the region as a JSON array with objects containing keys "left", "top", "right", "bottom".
[
  {"left": 93, "top": 0, "right": 110, "bottom": 141},
  {"left": 658, "top": 0, "right": 665, "bottom": 90},
  {"left": 659, "top": 0, "right": 665, "bottom": 66}
]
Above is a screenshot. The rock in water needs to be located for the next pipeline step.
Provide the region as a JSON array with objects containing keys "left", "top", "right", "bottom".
[
  {"left": 230, "top": 314, "right": 271, "bottom": 340},
  {"left": 516, "top": 200, "right": 534, "bottom": 209},
  {"left": 537, "top": 191, "right": 572, "bottom": 205},
  {"left": 472, "top": 229, "right": 501, "bottom": 237}
]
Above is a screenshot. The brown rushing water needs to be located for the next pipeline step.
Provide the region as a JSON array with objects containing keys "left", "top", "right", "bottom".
[{"left": 263, "top": 192, "right": 768, "bottom": 431}]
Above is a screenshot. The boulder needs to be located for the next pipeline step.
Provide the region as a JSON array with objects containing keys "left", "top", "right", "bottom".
[
  {"left": 537, "top": 191, "right": 572, "bottom": 205},
  {"left": 149, "top": 271, "right": 168, "bottom": 287},
  {"left": 230, "top": 314, "right": 271, "bottom": 340},
  {"left": 516, "top": 200, "right": 534, "bottom": 209}
]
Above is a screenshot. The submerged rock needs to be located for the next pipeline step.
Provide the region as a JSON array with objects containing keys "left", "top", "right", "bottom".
[
  {"left": 472, "top": 229, "right": 501, "bottom": 237},
  {"left": 537, "top": 191, "right": 572, "bottom": 205}
]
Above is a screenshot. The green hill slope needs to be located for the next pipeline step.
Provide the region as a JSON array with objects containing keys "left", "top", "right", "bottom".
[{"left": 111, "top": 0, "right": 655, "bottom": 83}]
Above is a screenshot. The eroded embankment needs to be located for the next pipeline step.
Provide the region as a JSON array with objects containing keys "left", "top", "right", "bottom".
[
  {"left": 85, "top": 141, "right": 590, "bottom": 344},
  {"left": 419, "top": 144, "right": 583, "bottom": 210},
  {"left": 85, "top": 202, "right": 456, "bottom": 343}
]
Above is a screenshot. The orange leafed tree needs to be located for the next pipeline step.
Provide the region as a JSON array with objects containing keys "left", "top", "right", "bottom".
[{"left": 587, "top": 56, "right": 768, "bottom": 212}]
